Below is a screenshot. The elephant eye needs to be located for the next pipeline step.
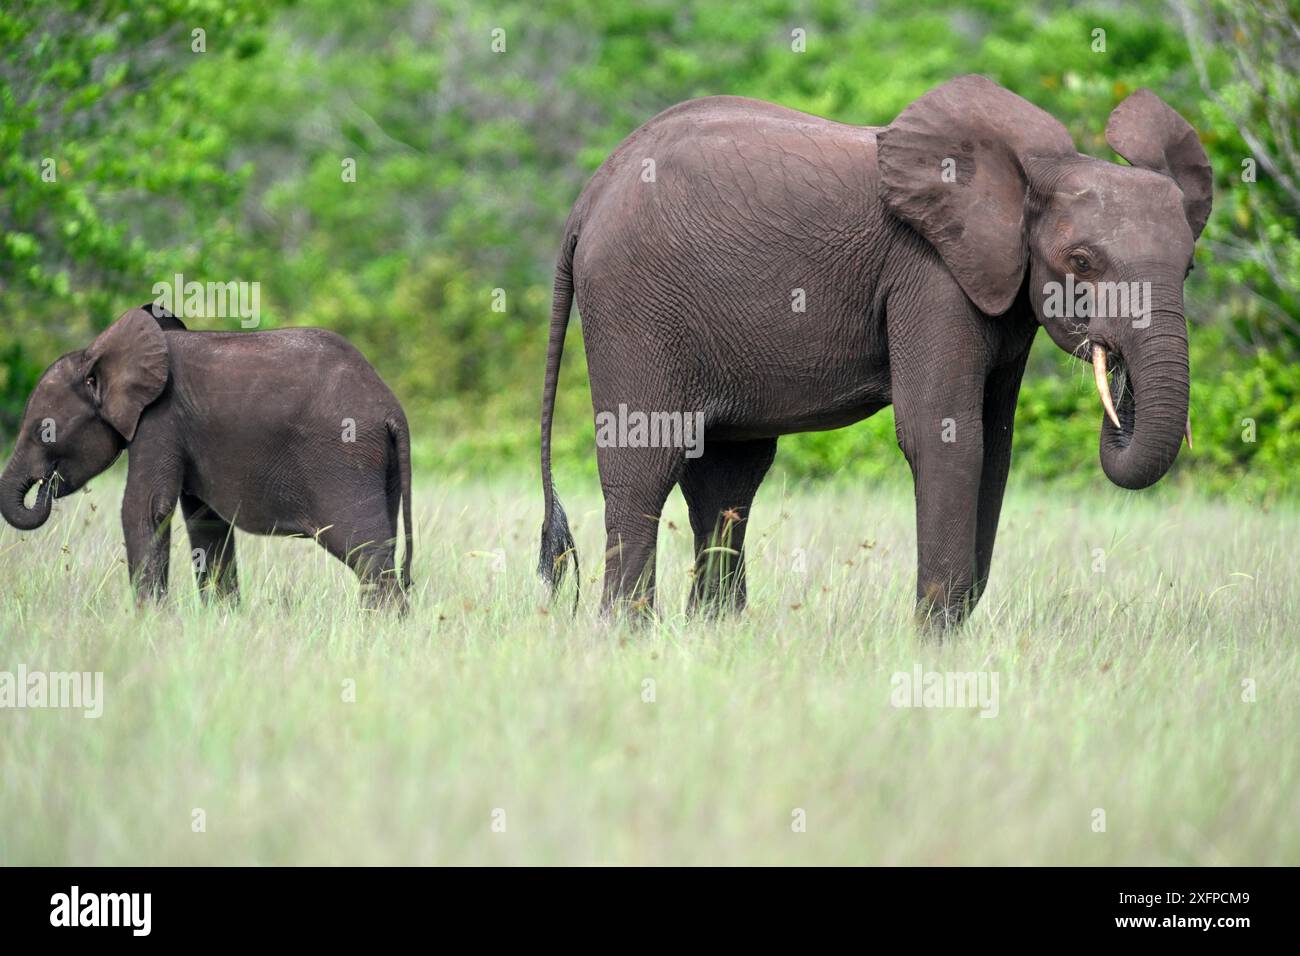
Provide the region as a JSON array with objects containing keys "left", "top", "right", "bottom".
[
  {"left": 84, "top": 373, "right": 98, "bottom": 396},
  {"left": 1070, "top": 255, "right": 1092, "bottom": 274}
]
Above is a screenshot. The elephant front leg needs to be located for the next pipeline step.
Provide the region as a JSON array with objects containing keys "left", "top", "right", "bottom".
[
  {"left": 888, "top": 288, "right": 995, "bottom": 630},
  {"left": 180, "top": 493, "right": 239, "bottom": 601},
  {"left": 905, "top": 417, "right": 984, "bottom": 629},
  {"left": 973, "top": 350, "right": 1031, "bottom": 603},
  {"left": 121, "top": 462, "right": 180, "bottom": 605},
  {"left": 890, "top": 341, "right": 986, "bottom": 628},
  {"left": 122, "top": 496, "right": 174, "bottom": 604}
]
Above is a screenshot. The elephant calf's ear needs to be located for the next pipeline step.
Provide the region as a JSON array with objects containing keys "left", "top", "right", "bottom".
[
  {"left": 878, "top": 74, "right": 1076, "bottom": 316},
  {"left": 140, "top": 301, "right": 188, "bottom": 331},
  {"left": 1105, "top": 89, "right": 1213, "bottom": 240},
  {"left": 86, "top": 308, "right": 170, "bottom": 441}
]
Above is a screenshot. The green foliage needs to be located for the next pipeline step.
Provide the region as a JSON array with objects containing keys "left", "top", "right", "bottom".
[
  {"left": 0, "top": 0, "right": 269, "bottom": 427},
  {"left": 774, "top": 327, "right": 1300, "bottom": 499},
  {"left": 1, "top": 0, "right": 1296, "bottom": 499}
]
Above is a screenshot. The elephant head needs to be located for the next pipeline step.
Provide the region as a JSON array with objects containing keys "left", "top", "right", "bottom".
[
  {"left": 879, "top": 75, "right": 1212, "bottom": 489},
  {"left": 0, "top": 306, "right": 173, "bottom": 530}
]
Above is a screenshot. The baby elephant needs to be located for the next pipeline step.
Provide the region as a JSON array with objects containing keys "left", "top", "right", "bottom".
[{"left": 0, "top": 305, "right": 413, "bottom": 608}]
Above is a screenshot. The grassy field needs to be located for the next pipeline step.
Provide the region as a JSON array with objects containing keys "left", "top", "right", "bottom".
[{"left": 0, "top": 468, "right": 1296, "bottom": 865}]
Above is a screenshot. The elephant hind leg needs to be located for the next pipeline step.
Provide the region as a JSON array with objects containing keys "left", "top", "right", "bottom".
[
  {"left": 679, "top": 437, "right": 777, "bottom": 616},
  {"left": 317, "top": 516, "right": 405, "bottom": 613},
  {"left": 597, "top": 443, "right": 683, "bottom": 620}
]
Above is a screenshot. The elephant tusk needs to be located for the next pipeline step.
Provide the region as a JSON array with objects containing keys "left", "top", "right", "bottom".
[
  {"left": 1184, "top": 413, "right": 1193, "bottom": 449},
  {"left": 1093, "top": 345, "right": 1122, "bottom": 429}
]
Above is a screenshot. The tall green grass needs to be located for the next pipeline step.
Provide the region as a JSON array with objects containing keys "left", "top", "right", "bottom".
[{"left": 0, "top": 471, "right": 1295, "bottom": 864}]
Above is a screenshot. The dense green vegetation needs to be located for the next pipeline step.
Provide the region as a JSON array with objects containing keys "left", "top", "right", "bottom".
[{"left": 2, "top": 0, "right": 1296, "bottom": 497}]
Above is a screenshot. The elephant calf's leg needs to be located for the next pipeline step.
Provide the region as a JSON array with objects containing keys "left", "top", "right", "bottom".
[
  {"left": 679, "top": 437, "right": 777, "bottom": 616},
  {"left": 318, "top": 521, "right": 405, "bottom": 612},
  {"left": 121, "top": 469, "right": 178, "bottom": 605},
  {"left": 122, "top": 504, "right": 173, "bottom": 605},
  {"left": 180, "top": 493, "right": 239, "bottom": 601}
]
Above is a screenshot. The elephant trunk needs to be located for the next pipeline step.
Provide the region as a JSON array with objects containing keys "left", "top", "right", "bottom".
[
  {"left": 0, "top": 450, "right": 53, "bottom": 531},
  {"left": 1095, "top": 296, "right": 1189, "bottom": 491}
]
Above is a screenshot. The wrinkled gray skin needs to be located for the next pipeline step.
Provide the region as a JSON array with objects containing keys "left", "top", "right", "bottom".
[
  {"left": 539, "top": 75, "right": 1211, "bottom": 626},
  {"left": 1, "top": 305, "right": 413, "bottom": 608}
]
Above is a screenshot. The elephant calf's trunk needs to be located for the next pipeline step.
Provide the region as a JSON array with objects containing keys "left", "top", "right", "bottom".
[{"left": 0, "top": 467, "right": 54, "bottom": 531}]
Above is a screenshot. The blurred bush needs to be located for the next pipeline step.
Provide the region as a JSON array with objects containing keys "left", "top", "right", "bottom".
[{"left": 1, "top": 0, "right": 1296, "bottom": 498}]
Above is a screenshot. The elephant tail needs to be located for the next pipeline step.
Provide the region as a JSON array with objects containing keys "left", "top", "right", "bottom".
[
  {"left": 387, "top": 413, "right": 414, "bottom": 591},
  {"left": 538, "top": 229, "right": 579, "bottom": 612}
]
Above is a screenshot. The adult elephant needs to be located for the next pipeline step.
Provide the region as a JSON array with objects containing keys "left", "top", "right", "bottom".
[{"left": 537, "top": 75, "right": 1211, "bottom": 625}]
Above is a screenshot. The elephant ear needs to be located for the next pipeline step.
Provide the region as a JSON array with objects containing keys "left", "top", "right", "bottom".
[
  {"left": 878, "top": 74, "right": 1076, "bottom": 316},
  {"left": 85, "top": 308, "right": 170, "bottom": 441},
  {"left": 140, "top": 301, "right": 187, "bottom": 331},
  {"left": 1105, "top": 89, "right": 1213, "bottom": 240}
]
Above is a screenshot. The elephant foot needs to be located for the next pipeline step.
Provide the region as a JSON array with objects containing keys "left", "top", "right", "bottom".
[
  {"left": 686, "top": 577, "right": 748, "bottom": 619},
  {"left": 913, "top": 581, "right": 975, "bottom": 635},
  {"left": 359, "top": 577, "right": 409, "bottom": 615}
]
